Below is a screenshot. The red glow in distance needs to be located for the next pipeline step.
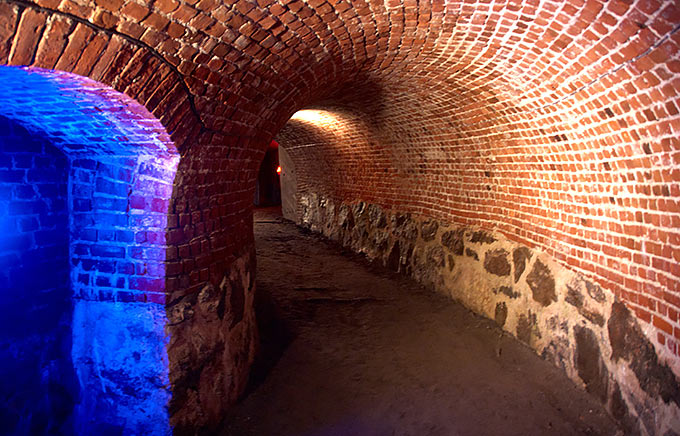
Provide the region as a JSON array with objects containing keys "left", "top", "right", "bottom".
[{"left": 276, "top": 165, "right": 282, "bottom": 174}]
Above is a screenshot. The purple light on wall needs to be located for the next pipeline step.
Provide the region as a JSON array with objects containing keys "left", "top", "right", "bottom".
[{"left": 0, "top": 66, "right": 179, "bottom": 435}]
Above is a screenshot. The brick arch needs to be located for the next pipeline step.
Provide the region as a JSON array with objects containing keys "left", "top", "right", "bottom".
[
  {"left": 0, "top": 66, "right": 181, "bottom": 433},
  {"left": 0, "top": 1, "right": 205, "bottom": 150},
  {"left": 0, "top": 2, "right": 264, "bottom": 430},
  {"left": 274, "top": 3, "right": 680, "bottom": 434}
]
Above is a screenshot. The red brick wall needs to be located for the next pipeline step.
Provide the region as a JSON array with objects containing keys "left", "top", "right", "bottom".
[
  {"left": 8, "top": 0, "right": 676, "bottom": 328},
  {"left": 279, "top": 60, "right": 680, "bottom": 358},
  {"left": 272, "top": 1, "right": 680, "bottom": 365}
]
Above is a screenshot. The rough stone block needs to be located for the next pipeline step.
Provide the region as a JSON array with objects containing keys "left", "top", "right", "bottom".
[
  {"left": 526, "top": 259, "right": 556, "bottom": 306},
  {"left": 484, "top": 248, "right": 511, "bottom": 276}
]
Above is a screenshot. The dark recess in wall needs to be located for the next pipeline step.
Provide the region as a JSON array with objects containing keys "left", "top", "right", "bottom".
[
  {"left": 0, "top": 115, "right": 78, "bottom": 434},
  {"left": 255, "top": 141, "right": 281, "bottom": 207}
]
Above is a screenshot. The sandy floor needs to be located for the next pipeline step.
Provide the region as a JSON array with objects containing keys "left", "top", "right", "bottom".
[{"left": 221, "top": 208, "right": 620, "bottom": 436}]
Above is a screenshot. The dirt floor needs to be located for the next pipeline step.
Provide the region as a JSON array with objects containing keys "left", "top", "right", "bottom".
[{"left": 221, "top": 208, "right": 621, "bottom": 436}]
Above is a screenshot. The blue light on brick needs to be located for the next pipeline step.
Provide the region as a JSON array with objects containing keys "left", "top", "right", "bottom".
[{"left": 0, "top": 66, "right": 178, "bottom": 435}]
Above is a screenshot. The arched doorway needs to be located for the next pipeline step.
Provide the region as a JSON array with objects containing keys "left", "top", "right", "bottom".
[
  {"left": 255, "top": 140, "right": 282, "bottom": 207},
  {"left": 0, "top": 66, "right": 179, "bottom": 434}
]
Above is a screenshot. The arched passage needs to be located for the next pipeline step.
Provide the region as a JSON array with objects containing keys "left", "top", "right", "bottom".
[
  {"left": 276, "top": 59, "right": 680, "bottom": 433},
  {"left": 0, "top": 66, "right": 179, "bottom": 434},
  {"left": 0, "top": 0, "right": 678, "bottom": 434}
]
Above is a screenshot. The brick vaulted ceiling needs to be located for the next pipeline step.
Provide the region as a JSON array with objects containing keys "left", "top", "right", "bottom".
[
  {"left": 2, "top": 0, "right": 677, "bottom": 147},
  {"left": 1, "top": 0, "right": 680, "bottom": 347}
]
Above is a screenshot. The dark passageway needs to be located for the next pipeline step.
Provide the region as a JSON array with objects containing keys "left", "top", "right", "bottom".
[{"left": 222, "top": 208, "right": 619, "bottom": 436}]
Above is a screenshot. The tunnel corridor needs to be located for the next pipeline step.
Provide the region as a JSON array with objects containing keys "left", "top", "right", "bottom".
[
  {"left": 224, "top": 207, "right": 619, "bottom": 435},
  {"left": 0, "top": 0, "right": 679, "bottom": 434}
]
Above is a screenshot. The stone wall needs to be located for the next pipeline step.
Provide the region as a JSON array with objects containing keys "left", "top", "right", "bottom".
[
  {"left": 166, "top": 248, "right": 258, "bottom": 433},
  {"left": 291, "top": 193, "right": 680, "bottom": 436},
  {"left": 71, "top": 300, "right": 171, "bottom": 435},
  {"left": 71, "top": 247, "right": 258, "bottom": 434}
]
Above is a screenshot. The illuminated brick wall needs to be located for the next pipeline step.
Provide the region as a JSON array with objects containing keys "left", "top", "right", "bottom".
[
  {"left": 277, "top": 27, "right": 680, "bottom": 359},
  {"left": 277, "top": 75, "right": 680, "bottom": 432},
  {"left": 0, "top": 67, "right": 181, "bottom": 434}
]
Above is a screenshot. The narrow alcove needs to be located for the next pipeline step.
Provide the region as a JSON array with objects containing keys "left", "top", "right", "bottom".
[
  {"left": 0, "top": 67, "right": 179, "bottom": 434},
  {"left": 0, "top": 115, "right": 76, "bottom": 434},
  {"left": 254, "top": 141, "right": 282, "bottom": 207}
]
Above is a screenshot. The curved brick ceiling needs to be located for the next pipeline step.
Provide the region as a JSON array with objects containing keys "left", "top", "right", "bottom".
[
  {"left": 270, "top": 1, "right": 680, "bottom": 366},
  {"left": 2, "top": 1, "right": 676, "bottom": 144}
]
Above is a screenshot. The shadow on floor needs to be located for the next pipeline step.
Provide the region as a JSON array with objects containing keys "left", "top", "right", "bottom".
[
  {"left": 221, "top": 209, "right": 621, "bottom": 436},
  {"left": 242, "top": 281, "right": 294, "bottom": 398}
]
